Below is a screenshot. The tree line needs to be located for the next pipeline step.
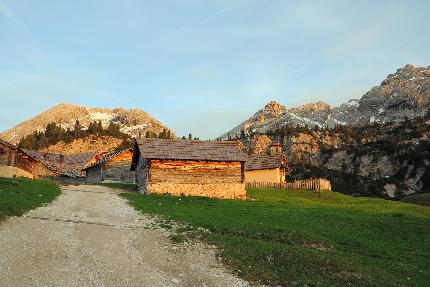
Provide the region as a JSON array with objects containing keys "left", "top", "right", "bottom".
[{"left": 18, "top": 120, "right": 129, "bottom": 150}]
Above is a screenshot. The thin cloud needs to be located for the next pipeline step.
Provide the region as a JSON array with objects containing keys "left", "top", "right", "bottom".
[{"left": 0, "top": 0, "right": 33, "bottom": 38}]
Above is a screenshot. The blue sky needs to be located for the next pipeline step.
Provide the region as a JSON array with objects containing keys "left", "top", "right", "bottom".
[{"left": 0, "top": 0, "right": 429, "bottom": 139}]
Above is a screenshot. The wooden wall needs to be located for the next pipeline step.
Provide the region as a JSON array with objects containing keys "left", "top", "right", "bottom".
[
  {"left": 103, "top": 150, "right": 135, "bottom": 183},
  {"left": 148, "top": 160, "right": 243, "bottom": 184},
  {"left": 136, "top": 158, "right": 148, "bottom": 192},
  {"left": 0, "top": 142, "right": 16, "bottom": 166},
  {"left": 85, "top": 150, "right": 135, "bottom": 183},
  {"left": 85, "top": 165, "right": 102, "bottom": 183},
  {"left": 0, "top": 141, "right": 54, "bottom": 178}
]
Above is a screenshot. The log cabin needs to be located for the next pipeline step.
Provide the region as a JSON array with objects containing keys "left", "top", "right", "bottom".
[
  {"left": 25, "top": 150, "right": 98, "bottom": 184},
  {"left": 83, "top": 149, "right": 135, "bottom": 183},
  {"left": 244, "top": 154, "right": 289, "bottom": 183},
  {"left": 131, "top": 138, "right": 247, "bottom": 199},
  {"left": 0, "top": 139, "right": 54, "bottom": 179}
]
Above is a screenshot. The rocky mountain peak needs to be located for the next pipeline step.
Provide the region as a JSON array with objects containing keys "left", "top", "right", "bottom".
[
  {"left": 0, "top": 103, "right": 174, "bottom": 144},
  {"left": 263, "top": 101, "right": 283, "bottom": 117},
  {"left": 293, "top": 101, "right": 331, "bottom": 112}
]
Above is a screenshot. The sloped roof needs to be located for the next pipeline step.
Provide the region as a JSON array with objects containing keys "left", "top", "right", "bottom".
[
  {"left": 24, "top": 150, "right": 97, "bottom": 178},
  {"left": 83, "top": 148, "right": 132, "bottom": 170},
  {"left": 134, "top": 138, "right": 247, "bottom": 162},
  {"left": 0, "top": 138, "right": 16, "bottom": 150},
  {"left": 244, "top": 154, "right": 286, "bottom": 171},
  {"left": 0, "top": 139, "right": 39, "bottom": 163}
]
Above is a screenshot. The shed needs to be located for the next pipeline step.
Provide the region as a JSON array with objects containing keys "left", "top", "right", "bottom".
[
  {"left": 131, "top": 138, "right": 247, "bottom": 199},
  {"left": 245, "top": 154, "right": 289, "bottom": 183},
  {"left": 0, "top": 139, "right": 54, "bottom": 179},
  {"left": 83, "top": 148, "right": 135, "bottom": 183}
]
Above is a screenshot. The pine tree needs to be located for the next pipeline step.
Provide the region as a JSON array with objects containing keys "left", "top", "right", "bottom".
[
  {"left": 96, "top": 121, "right": 103, "bottom": 134},
  {"left": 73, "top": 119, "right": 82, "bottom": 138}
]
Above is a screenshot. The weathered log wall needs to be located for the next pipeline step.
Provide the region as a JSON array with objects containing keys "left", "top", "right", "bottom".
[
  {"left": 85, "top": 165, "right": 102, "bottom": 183},
  {"left": 0, "top": 141, "right": 54, "bottom": 178},
  {"left": 103, "top": 151, "right": 135, "bottom": 183},
  {"left": 148, "top": 160, "right": 243, "bottom": 184},
  {"left": 135, "top": 159, "right": 246, "bottom": 199},
  {"left": 86, "top": 150, "right": 135, "bottom": 183}
]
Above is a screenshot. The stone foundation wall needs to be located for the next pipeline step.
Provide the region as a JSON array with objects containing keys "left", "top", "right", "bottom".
[{"left": 146, "top": 182, "right": 246, "bottom": 200}]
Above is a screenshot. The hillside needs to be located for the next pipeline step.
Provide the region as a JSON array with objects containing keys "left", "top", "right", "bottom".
[
  {"left": 40, "top": 135, "right": 126, "bottom": 154},
  {"left": 221, "top": 64, "right": 430, "bottom": 139},
  {"left": 0, "top": 103, "right": 174, "bottom": 144}
]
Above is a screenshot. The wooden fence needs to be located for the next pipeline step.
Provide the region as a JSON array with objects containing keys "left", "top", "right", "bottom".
[{"left": 246, "top": 178, "right": 331, "bottom": 191}]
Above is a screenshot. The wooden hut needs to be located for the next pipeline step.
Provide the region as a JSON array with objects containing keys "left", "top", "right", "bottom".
[
  {"left": 25, "top": 150, "right": 98, "bottom": 184},
  {"left": 0, "top": 139, "right": 54, "bottom": 179},
  {"left": 131, "top": 138, "right": 247, "bottom": 199},
  {"left": 245, "top": 154, "right": 289, "bottom": 183},
  {"left": 83, "top": 149, "right": 135, "bottom": 183}
]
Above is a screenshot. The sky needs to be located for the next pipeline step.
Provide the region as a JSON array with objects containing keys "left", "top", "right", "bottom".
[{"left": 0, "top": 0, "right": 429, "bottom": 139}]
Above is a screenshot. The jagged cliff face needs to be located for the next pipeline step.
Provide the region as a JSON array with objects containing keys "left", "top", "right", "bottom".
[
  {"left": 221, "top": 65, "right": 430, "bottom": 139},
  {"left": 0, "top": 103, "right": 173, "bottom": 144}
]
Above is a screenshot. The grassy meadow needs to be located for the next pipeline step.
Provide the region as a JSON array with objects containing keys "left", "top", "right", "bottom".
[
  {"left": 0, "top": 177, "right": 61, "bottom": 223},
  {"left": 121, "top": 188, "right": 430, "bottom": 287}
]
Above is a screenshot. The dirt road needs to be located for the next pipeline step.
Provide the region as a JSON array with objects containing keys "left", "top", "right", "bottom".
[{"left": 0, "top": 185, "right": 248, "bottom": 287}]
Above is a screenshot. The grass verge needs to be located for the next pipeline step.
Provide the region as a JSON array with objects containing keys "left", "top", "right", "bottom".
[
  {"left": 93, "top": 182, "right": 138, "bottom": 192},
  {"left": 0, "top": 177, "right": 60, "bottom": 223},
  {"left": 120, "top": 188, "right": 430, "bottom": 287}
]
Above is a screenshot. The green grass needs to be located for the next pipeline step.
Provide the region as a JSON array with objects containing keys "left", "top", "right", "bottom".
[
  {"left": 0, "top": 177, "right": 61, "bottom": 222},
  {"left": 93, "top": 182, "right": 138, "bottom": 191},
  {"left": 400, "top": 193, "right": 430, "bottom": 207},
  {"left": 120, "top": 189, "right": 430, "bottom": 287}
]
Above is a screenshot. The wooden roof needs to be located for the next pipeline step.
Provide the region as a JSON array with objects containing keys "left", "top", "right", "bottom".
[
  {"left": 244, "top": 154, "right": 286, "bottom": 171},
  {"left": 134, "top": 138, "right": 247, "bottom": 162},
  {"left": 0, "top": 139, "right": 39, "bottom": 163},
  {"left": 24, "top": 150, "right": 98, "bottom": 177},
  {"left": 0, "top": 138, "right": 17, "bottom": 150}
]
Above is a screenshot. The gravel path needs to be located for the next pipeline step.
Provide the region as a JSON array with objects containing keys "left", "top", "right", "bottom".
[{"left": 0, "top": 185, "right": 248, "bottom": 287}]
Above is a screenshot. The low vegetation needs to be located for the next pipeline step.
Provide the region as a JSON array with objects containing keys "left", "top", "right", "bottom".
[
  {"left": 0, "top": 177, "right": 60, "bottom": 222},
  {"left": 121, "top": 189, "right": 430, "bottom": 287}
]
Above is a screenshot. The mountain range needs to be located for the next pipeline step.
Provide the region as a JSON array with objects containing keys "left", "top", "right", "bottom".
[{"left": 221, "top": 64, "right": 430, "bottom": 139}]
